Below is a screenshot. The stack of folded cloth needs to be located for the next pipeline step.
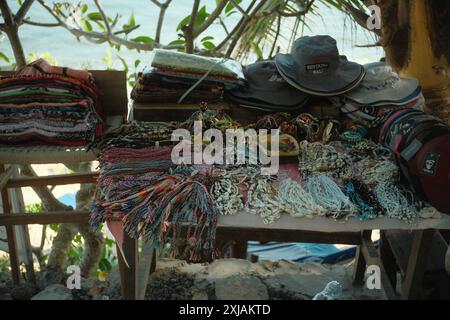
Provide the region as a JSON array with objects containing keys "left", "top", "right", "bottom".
[
  {"left": 341, "top": 62, "right": 424, "bottom": 125},
  {"left": 225, "top": 61, "right": 310, "bottom": 112},
  {"left": 0, "top": 59, "right": 103, "bottom": 146},
  {"left": 131, "top": 49, "right": 244, "bottom": 104}
]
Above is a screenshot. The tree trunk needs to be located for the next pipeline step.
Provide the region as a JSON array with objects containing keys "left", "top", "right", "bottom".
[{"left": 380, "top": 0, "right": 450, "bottom": 123}]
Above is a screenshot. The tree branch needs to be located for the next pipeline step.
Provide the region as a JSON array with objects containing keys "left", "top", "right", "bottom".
[
  {"left": 344, "top": 2, "right": 381, "bottom": 37},
  {"left": 15, "top": 0, "right": 35, "bottom": 25},
  {"left": 94, "top": 0, "right": 111, "bottom": 35},
  {"left": 152, "top": 0, "right": 172, "bottom": 44},
  {"left": 193, "top": 0, "right": 228, "bottom": 38},
  {"left": 183, "top": 0, "right": 201, "bottom": 53},
  {"left": 37, "top": 0, "right": 182, "bottom": 51},
  {"left": 0, "top": 0, "right": 26, "bottom": 68},
  {"left": 22, "top": 19, "right": 60, "bottom": 27},
  {"left": 277, "top": 0, "right": 315, "bottom": 17}
]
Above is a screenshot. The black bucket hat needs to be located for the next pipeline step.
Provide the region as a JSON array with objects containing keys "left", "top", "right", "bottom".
[
  {"left": 226, "top": 61, "right": 309, "bottom": 108},
  {"left": 275, "top": 35, "right": 365, "bottom": 96}
]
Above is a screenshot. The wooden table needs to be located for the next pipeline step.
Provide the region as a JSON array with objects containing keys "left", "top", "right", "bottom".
[{"left": 116, "top": 212, "right": 450, "bottom": 300}]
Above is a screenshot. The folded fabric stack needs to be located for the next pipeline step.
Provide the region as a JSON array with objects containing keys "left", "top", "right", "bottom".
[
  {"left": 131, "top": 49, "right": 244, "bottom": 104},
  {"left": 0, "top": 59, "right": 103, "bottom": 146},
  {"left": 341, "top": 62, "right": 424, "bottom": 125}
]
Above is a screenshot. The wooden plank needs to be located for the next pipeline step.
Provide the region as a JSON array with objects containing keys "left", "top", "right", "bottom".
[
  {"left": 380, "top": 231, "right": 398, "bottom": 291},
  {"left": 0, "top": 211, "right": 90, "bottom": 226},
  {"left": 217, "top": 227, "right": 362, "bottom": 245},
  {"left": 360, "top": 230, "right": 398, "bottom": 300},
  {"left": 6, "top": 172, "right": 98, "bottom": 188},
  {"left": 401, "top": 229, "right": 434, "bottom": 300},
  {"left": 1, "top": 165, "right": 20, "bottom": 285},
  {"left": 132, "top": 101, "right": 231, "bottom": 110},
  {"left": 0, "top": 166, "right": 14, "bottom": 190}
]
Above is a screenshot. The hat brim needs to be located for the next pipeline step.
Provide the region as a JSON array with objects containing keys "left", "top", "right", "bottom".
[
  {"left": 226, "top": 92, "right": 309, "bottom": 112},
  {"left": 345, "top": 77, "right": 419, "bottom": 105},
  {"left": 275, "top": 53, "right": 364, "bottom": 96},
  {"left": 227, "top": 81, "right": 309, "bottom": 107}
]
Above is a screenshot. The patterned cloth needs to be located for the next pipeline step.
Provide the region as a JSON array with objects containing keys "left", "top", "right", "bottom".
[{"left": 0, "top": 60, "right": 103, "bottom": 146}]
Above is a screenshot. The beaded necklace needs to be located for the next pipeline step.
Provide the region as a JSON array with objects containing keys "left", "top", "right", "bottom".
[
  {"left": 343, "top": 181, "right": 377, "bottom": 221},
  {"left": 298, "top": 141, "right": 354, "bottom": 181},
  {"left": 306, "top": 175, "right": 356, "bottom": 219},
  {"left": 277, "top": 178, "right": 327, "bottom": 217},
  {"left": 245, "top": 177, "right": 283, "bottom": 224},
  {"left": 210, "top": 177, "right": 244, "bottom": 216},
  {"left": 373, "top": 181, "right": 417, "bottom": 223}
]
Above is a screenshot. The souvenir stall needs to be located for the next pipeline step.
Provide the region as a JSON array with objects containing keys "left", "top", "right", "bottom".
[
  {"left": 93, "top": 36, "right": 450, "bottom": 299},
  {"left": 0, "top": 35, "right": 449, "bottom": 300}
]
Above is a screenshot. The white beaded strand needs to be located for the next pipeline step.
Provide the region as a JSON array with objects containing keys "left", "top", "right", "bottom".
[
  {"left": 245, "top": 178, "right": 283, "bottom": 224},
  {"left": 373, "top": 181, "right": 417, "bottom": 223},
  {"left": 306, "top": 175, "right": 356, "bottom": 219},
  {"left": 278, "top": 178, "right": 327, "bottom": 217},
  {"left": 210, "top": 178, "right": 244, "bottom": 216}
]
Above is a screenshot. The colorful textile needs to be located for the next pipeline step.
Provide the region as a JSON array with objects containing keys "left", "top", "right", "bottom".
[{"left": 0, "top": 60, "right": 103, "bottom": 145}]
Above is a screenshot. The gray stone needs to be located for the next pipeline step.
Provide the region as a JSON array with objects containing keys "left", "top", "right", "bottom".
[
  {"left": 215, "top": 275, "right": 268, "bottom": 300},
  {"left": 11, "top": 284, "right": 37, "bottom": 300},
  {"left": 31, "top": 284, "right": 73, "bottom": 300}
]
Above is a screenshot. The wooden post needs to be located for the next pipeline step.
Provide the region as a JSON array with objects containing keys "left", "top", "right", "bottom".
[
  {"left": 0, "top": 164, "right": 20, "bottom": 285},
  {"left": 231, "top": 240, "right": 248, "bottom": 259},
  {"left": 352, "top": 231, "right": 367, "bottom": 285},
  {"left": 136, "top": 242, "right": 156, "bottom": 300},
  {"left": 401, "top": 229, "right": 434, "bottom": 300},
  {"left": 117, "top": 231, "right": 138, "bottom": 300}
]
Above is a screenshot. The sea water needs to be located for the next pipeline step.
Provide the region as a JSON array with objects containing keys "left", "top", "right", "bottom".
[{"left": 0, "top": 0, "right": 383, "bottom": 69}]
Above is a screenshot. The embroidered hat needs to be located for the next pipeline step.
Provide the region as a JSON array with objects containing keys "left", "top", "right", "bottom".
[
  {"left": 274, "top": 35, "right": 364, "bottom": 96},
  {"left": 226, "top": 61, "right": 309, "bottom": 110},
  {"left": 345, "top": 62, "right": 420, "bottom": 105}
]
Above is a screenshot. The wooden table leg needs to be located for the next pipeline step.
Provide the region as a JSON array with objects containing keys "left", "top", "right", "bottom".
[
  {"left": 136, "top": 241, "right": 156, "bottom": 300},
  {"left": 401, "top": 229, "right": 434, "bottom": 300},
  {"left": 231, "top": 240, "right": 248, "bottom": 259},
  {"left": 380, "top": 230, "right": 398, "bottom": 291},
  {"left": 1, "top": 164, "right": 20, "bottom": 285},
  {"left": 352, "top": 231, "right": 367, "bottom": 285},
  {"left": 117, "top": 231, "right": 137, "bottom": 300}
]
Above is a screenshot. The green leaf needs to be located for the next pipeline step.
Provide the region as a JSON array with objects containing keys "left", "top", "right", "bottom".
[
  {"left": 195, "top": 6, "right": 210, "bottom": 27},
  {"left": 83, "top": 19, "right": 93, "bottom": 31},
  {"left": 93, "top": 20, "right": 106, "bottom": 31},
  {"left": 87, "top": 12, "right": 102, "bottom": 21},
  {"left": 49, "top": 224, "right": 59, "bottom": 232},
  {"left": 117, "top": 55, "right": 128, "bottom": 72},
  {"left": 202, "top": 41, "right": 216, "bottom": 50},
  {"left": 225, "top": 0, "right": 242, "bottom": 14},
  {"left": 128, "top": 13, "right": 136, "bottom": 28},
  {"left": 201, "top": 36, "right": 214, "bottom": 42},
  {"left": 169, "top": 39, "right": 185, "bottom": 45},
  {"left": 130, "top": 36, "right": 154, "bottom": 44},
  {"left": 176, "top": 14, "right": 191, "bottom": 31},
  {"left": 99, "top": 258, "right": 112, "bottom": 272},
  {"left": 81, "top": 4, "right": 88, "bottom": 14},
  {"left": 251, "top": 42, "right": 263, "bottom": 60},
  {"left": 134, "top": 59, "right": 141, "bottom": 68}
]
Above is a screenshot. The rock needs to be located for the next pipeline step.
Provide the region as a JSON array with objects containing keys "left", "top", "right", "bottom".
[
  {"left": 10, "top": 284, "right": 37, "bottom": 300},
  {"left": 103, "top": 265, "right": 121, "bottom": 300},
  {"left": 215, "top": 275, "right": 268, "bottom": 300},
  {"left": 31, "top": 284, "right": 73, "bottom": 300}
]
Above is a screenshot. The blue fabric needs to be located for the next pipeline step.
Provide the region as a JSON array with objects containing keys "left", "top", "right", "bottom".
[
  {"left": 247, "top": 242, "right": 357, "bottom": 264},
  {"left": 58, "top": 193, "right": 76, "bottom": 208}
]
